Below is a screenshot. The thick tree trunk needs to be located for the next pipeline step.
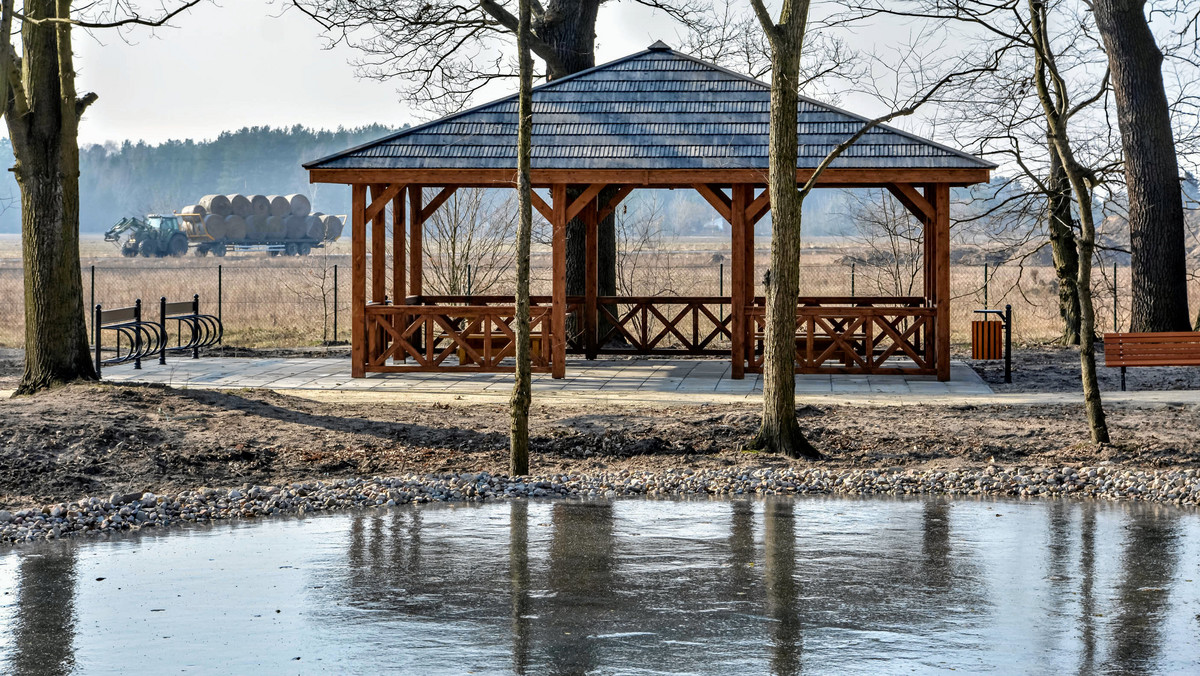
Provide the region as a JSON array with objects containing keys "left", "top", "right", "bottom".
[
  {"left": 7, "top": 0, "right": 96, "bottom": 395},
  {"left": 1047, "top": 140, "right": 1081, "bottom": 345},
  {"left": 510, "top": 0, "right": 534, "bottom": 476},
  {"left": 1091, "top": 0, "right": 1191, "bottom": 332},
  {"left": 538, "top": 0, "right": 615, "bottom": 337},
  {"left": 751, "top": 1, "right": 820, "bottom": 460}
]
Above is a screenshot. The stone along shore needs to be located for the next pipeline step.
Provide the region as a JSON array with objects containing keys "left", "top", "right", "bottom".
[{"left": 3, "top": 464, "right": 1200, "bottom": 543}]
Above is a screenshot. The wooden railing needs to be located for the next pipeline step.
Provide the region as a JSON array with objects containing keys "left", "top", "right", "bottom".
[
  {"left": 596, "top": 296, "right": 732, "bottom": 355},
  {"left": 745, "top": 299, "right": 934, "bottom": 375},
  {"left": 364, "top": 303, "right": 553, "bottom": 373}
]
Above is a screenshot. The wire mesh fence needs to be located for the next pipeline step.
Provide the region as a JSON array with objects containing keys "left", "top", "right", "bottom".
[{"left": 0, "top": 255, "right": 1197, "bottom": 349}]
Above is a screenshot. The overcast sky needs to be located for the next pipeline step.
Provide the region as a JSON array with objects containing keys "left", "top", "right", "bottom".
[{"left": 72, "top": 0, "right": 683, "bottom": 146}]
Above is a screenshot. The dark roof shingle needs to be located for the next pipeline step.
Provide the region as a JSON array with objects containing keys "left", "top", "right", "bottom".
[{"left": 306, "top": 45, "right": 994, "bottom": 172}]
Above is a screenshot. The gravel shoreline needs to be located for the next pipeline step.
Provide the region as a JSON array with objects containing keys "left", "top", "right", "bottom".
[{"left": 3, "top": 463, "right": 1199, "bottom": 544}]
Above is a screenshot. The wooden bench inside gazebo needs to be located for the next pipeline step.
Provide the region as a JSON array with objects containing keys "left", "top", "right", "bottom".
[{"left": 305, "top": 41, "right": 993, "bottom": 382}]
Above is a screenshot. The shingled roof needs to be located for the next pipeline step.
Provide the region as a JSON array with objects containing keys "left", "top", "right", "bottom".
[{"left": 306, "top": 41, "right": 994, "bottom": 172}]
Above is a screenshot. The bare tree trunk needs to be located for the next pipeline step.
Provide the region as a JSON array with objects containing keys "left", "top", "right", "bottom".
[
  {"left": 6, "top": 0, "right": 97, "bottom": 395},
  {"left": 1091, "top": 0, "right": 1191, "bottom": 332},
  {"left": 749, "top": 0, "right": 820, "bottom": 460},
  {"left": 1047, "top": 138, "right": 1081, "bottom": 345},
  {"left": 509, "top": 0, "right": 534, "bottom": 476},
  {"left": 1029, "top": 0, "right": 1109, "bottom": 443}
]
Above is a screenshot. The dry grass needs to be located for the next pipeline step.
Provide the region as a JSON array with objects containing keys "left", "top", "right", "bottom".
[{"left": 1, "top": 235, "right": 1197, "bottom": 349}]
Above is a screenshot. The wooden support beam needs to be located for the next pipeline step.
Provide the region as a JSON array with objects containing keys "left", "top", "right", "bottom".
[
  {"left": 419, "top": 186, "right": 457, "bottom": 222},
  {"left": 369, "top": 184, "right": 387, "bottom": 303},
  {"left": 392, "top": 190, "right": 406, "bottom": 306},
  {"left": 365, "top": 182, "right": 405, "bottom": 223},
  {"left": 551, "top": 184, "right": 568, "bottom": 379},
  {"left": 597, "top": 185, "right": 635, "bottom": 222},
  {"left": 934, "top": 183, "right": 951, "bottom": 381},
  {"left": 694, "top": 183, "right": 732, "bottom": 223},
  {"left": 530, "top": 190, "right": 554, "bottom": 222},
  {"left": 730, "top": 184, "right": 747, "bottom": 379},
  {"left": 565, "top": 183, "right": 607, "bottom": 223},
  {"left": 351, "top": 184, "right": 367, "bottom": 378},
  {"left": 409, "top": 186, "right": 423, "bottom": 297},
  {"left": 886, "top": 183, "right": 936, "bottom": 222},
  {"left": 746, "top": 187, "right": 770, "bottom": 225},
  {"left": 584, "top": 197, "right": 599, "bottom": 360}
]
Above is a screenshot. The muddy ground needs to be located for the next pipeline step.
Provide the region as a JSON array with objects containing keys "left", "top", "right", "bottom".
[{"left": 2, "top": 380, "right": 1199, "bottom": 509}]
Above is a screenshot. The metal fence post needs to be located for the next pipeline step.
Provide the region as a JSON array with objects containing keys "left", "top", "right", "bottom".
[
  {"left": 333, "top": 263, "right": 339, "bottom": 343},
  {"left": 1004, "top": 303, "right": 1012, "bottom": 384},
  {"left": 1113, "top": 261, "right": 1118, "bottom": 332},
  {"left": 850, "top": 262, "right": 856, "bottom": 298},
  {"left": 467, "top": 264, "right": 473, "bottom": 298},
  {"left": 217, "top": 264, "right": 223, "bottom": 344}
]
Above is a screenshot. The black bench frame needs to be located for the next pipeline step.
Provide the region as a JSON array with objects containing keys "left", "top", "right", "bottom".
[
  {"left": 94, "top": 299, "right": 165, "bottom": 374},
  {"left": 157, "top": 294, "right": 223, "bottom": 363}
]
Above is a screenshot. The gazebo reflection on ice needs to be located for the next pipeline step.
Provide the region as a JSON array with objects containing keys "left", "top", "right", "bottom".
[{"left": 305, "top": 42, "right": 994, "bottom": 382}]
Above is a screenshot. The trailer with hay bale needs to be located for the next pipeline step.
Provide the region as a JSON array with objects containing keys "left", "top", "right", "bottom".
[{"left": 179, "top": 193, "right": 344, "bottom": 257}]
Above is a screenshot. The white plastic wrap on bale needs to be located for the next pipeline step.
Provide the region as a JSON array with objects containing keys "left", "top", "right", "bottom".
[
  {"left": 198, "top": 194, "right": 231, "bottom": 218},
  {"left": 224, "top": 214, "right": 247, "bottom": 240},
  {"left": 285, "top": 194, "right": 311, "bottom": 218},
  {"left": 267, "top": 195, "right": 290, "bottom": 217},
  {"left": 249, "top": 195, "right": 271, "bottom": 218},
  {"left": 226, "top": 194, "right": 252, "bottom": 218}
]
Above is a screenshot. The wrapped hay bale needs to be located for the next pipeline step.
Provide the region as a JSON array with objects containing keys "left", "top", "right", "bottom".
[
  {"left": 245, "top": 214, "right": 267, "bottom": 238},
  {"left": 198, "top": 194, "right": 231, "bottom": 218},
  {"left": 202, "top": 213, "right": 228, "bottom": 239},
  {"left": 224, "top": 214, "right": 248, "bottom": 240},
  {"left": 321, "top": 214, "right": 344, "bottom": 241},
  {"left": 285, "top": 193, "right": 311, "bottom": 218},
  {"left": 265, "top": 214, "right": 286, "bottom": 236},
  {"left": 267, "top": 195, "right": 290, "bottom": 217},
  {"left": 226, "top": 194, "right": 252, "bottom": 218},
  {"left": 249, "top": 195, "right": 271, "bottom": 218},
  {"left": 283, "top": 214, "right": 308, "bottom": 239}
]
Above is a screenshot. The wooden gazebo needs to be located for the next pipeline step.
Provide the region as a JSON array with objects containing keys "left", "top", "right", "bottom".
[{"left": 306, "top": 42, "right": 993, "bottom": 382}]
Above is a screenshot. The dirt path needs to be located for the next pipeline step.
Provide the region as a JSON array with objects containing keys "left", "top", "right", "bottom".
[{"left": 2, "top": 381, "right": 1199, "bottom": 509}]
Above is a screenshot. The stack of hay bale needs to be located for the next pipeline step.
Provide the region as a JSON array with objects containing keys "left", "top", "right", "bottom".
[{"left": 178, "top": 194, "right": 344, "bottom": 242}]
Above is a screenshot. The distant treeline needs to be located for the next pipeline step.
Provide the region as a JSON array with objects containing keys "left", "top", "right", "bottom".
[{"left": 0, "top": 124, "right": 405, "bottom": 234}]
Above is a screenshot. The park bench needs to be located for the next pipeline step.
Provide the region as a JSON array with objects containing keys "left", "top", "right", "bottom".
[
  {"left": 157, "top": 294, "right": 223, "bottom": 362},
  {"left": 93, "top": 299, "right": 165, "bottom": 375},
  {"left": 1103, "top": 332, "right": 1200, "bottom": 391}
]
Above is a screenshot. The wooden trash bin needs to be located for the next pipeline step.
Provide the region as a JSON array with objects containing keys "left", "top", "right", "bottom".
[{"left": 971, "top": 320, "right": 1004, "bottom": 360}]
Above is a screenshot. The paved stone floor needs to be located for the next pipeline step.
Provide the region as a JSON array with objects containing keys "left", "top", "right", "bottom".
[{"left": 91, "top": 356, "right": 995, "bottom": 405}]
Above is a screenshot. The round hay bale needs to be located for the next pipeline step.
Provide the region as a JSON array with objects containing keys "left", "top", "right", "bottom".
[
  {"left": 284, "top": 214, "right": 308, "bottom": 239},
  {"left": 226, "top": 194, "right": 252, "bottom": 218},
  {"left": 267, "top": 195, "right": 290, "bottom": 217},
  {"left": 285, "top": 193, "right": 311, "bottom": 218},
  {"left": 321, "top": 214, "right": 344, "bottom": 241},
  {"left": 199, "top": 194, "right": 231, "bottom": 218},
  {"left": 179, "top": 204, "right": 206, "bottom": 223},
  {"left": 304, "top": 215, "right": 326, "bottom": 240},
  {"left": 245, "top": 214, "right": 267, "bottom": 238},
  {"left": 202, "top": 213, "right": 228, "bottom": 239},
  {"left": 249, "top": 195, "right": 271, "bottom": 218},
  {"left": 265, "top": 214, "right": 285, "bottom": 237},
  {"left": 224, "top": 214, "right": 248, "bottom": 240}
]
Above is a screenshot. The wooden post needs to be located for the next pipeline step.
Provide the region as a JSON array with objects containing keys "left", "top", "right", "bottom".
[
  {"left": 409, "top": 186, "right": 424, "bottom": 297},
  {"left": 351, "top": 184, "right": 367, "bottom": 378},
  {"left": 551, "top": 183, "right": 568, "bottom": 378},
  {"left": 369, "top": 184, "right": 387, "bottom": 303},
  {"left": 584, "top": 196, "right": 599, "bottom": 360},
  {"left": 392, "top": 189, "right": 406, "bottom": 303},
  {"left": 730, "top": 185, "right": 746, "bottom": 379},
  {"left": 742, "top": 185, "right": 755, "bottom": 342},
  {"left": 935, "top": 183, "right": 951, "bottom": 381}
]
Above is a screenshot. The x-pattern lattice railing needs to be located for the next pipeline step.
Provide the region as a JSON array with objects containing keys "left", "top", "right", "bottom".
[
  {"left": 746, "top": 304, "right": 934, "bottom": 375},
  {"left": 597, "top": 296, "right": 733, "bottom": 355},
  {"left": 364, "top": 304, "right": 553, "bottom": 372}
]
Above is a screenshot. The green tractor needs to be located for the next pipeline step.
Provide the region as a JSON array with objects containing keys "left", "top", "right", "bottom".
[{"left": 105, "top": 215, "right": 190, "bottom": 258}]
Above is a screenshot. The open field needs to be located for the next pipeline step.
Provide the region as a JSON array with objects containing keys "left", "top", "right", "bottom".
[{"left": 1, "top": 235, "right": 1196, "bottom": 349}]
